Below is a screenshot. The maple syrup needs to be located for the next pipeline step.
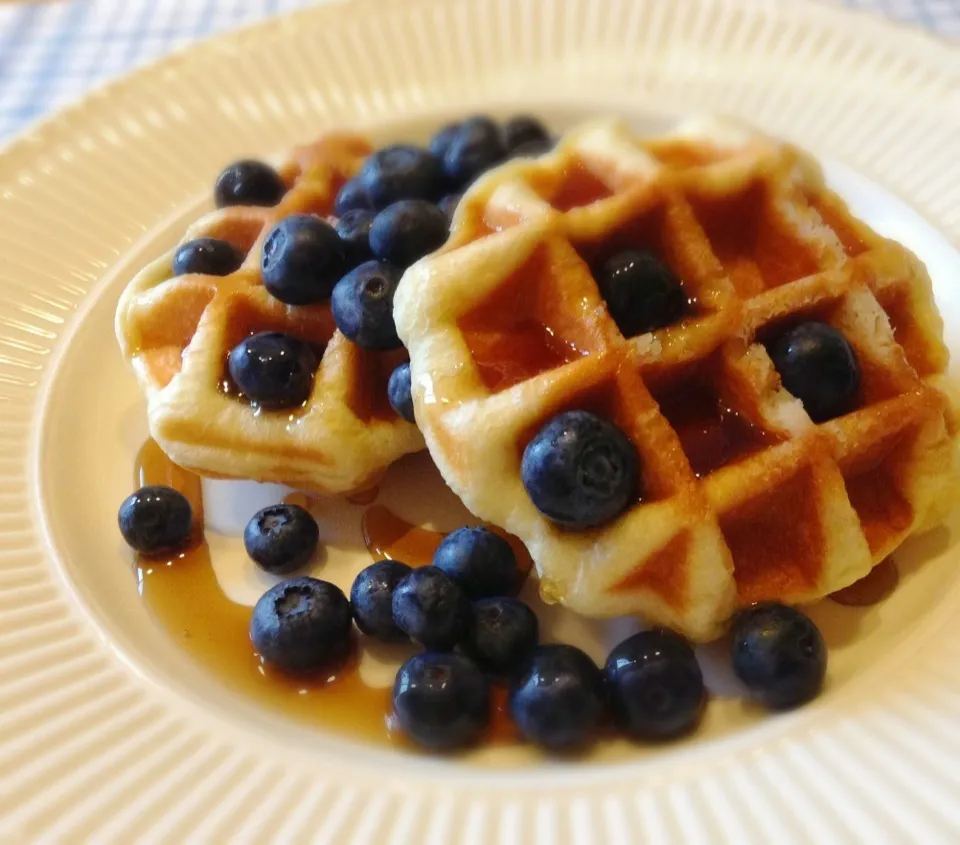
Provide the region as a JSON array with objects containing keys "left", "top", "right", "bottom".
[
  {"left": 463, "top": 325, "right": 581, "bottom": 393},
  {"left": 691, "top": 183, "right": 820, "bottom": 294},
  {"left": 549, "top": 162, "right": 613, "bottom": 212},
  {"left": 361, "top": 504, "right": 534, "bottom": 590},
  {"left": 135, "top": 439, "right": 389, "bottom": 743},
  {"left": 133, "top": 441, "right": 526, "bottom": 746},
  {"left": 829, "top": 557, "right": 899, "bottom": 607},
  {"left": 653, "top": 379, "right": 779, "bottom": 478}
]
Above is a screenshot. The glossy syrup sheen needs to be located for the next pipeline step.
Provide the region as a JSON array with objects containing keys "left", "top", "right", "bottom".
[
  {"left": 134, "top": 440, "right": 390, "bottom": 742},
  {"left": 134, "top": 440, "right": 522, "bottom": 747},
  {"left": 458, "top": 246, "right": 589, "bottom": 393},
  {"left": 654, "top": 379, "right": 779, "bottom": 478}
]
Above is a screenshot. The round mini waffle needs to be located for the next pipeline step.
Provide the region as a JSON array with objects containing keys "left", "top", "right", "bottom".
[
  {"left": 396, "top": 117, "right": 960, "bottom": 640},
  {"left": 116, "top": 133, "right": 423, "bottom": 493}
]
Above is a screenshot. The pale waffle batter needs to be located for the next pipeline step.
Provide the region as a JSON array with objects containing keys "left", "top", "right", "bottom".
[
  {"left": 395, "top": 117, "right": 960, "bottom": 641},
  {"left": 116, "top": 133, "right": 423, "bottom": 493}
]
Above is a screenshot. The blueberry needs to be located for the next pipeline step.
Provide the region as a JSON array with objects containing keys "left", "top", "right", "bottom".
[
  {"left": 244, "top": 504, "right": 319, "bottom": 575},
  {"left": 359, "top": 144, "right": 444, "bottom": 209},
  {"left": 330, "top": 260, "right": 403, "bottom": 350},
  {"left": 769, "top": 322, "right": 860, "bottom": 423},
  {"left": 250, "top": 577, "right": 352, "bottom": 674},
  {"left": 604, "top": 629, "right": 705, "bottom": 741},
  {"left": 597, "top": 249, "right": 686, "bottom": 337},
  {"left": 392, "top": 652, "right": 489, "bottom": 750},
  {"left": 335, "top": 209, "right": 375, "bottom": 268},
  {"left": 464, "top": 597, "right": 539, "bottom": 676},
  {"left": 369, "top": 200, "right": 448, "bottom": 269},
  {"left": 443, "top": 116, "right": 507, "bottom": 188},
  {"left": 350, "top": 559, "right": 413, "bottom": 642},
  {"left": 261, "top": 214, "right": 346, "bottom": 305},
  {"left": 437, "top": 193, "right": 461, "bottom": 224},
  {"left": 387, "top": 361, "right": 415, "bottom": 423},
  {"left": 502, "top": 115, "right": 550, "bottom": 153},
  {"left": 215, "top": 159, "right": 286, "bottom": 208},
  {"left": 521, "top": 410, "right": 639, "bottom": 530},
  {"left": 392, "top": 567, "right": 471, "bottom": 649},
  {"left": 433, "top": 526, "right": 518, "bottom": 599},
  {"left": 509, "top": 644, "right": 605, "bottom": 751},
  {"left": 118, "top": 485, "right": 192, "bottom": 555},
  {"left": 334, "top": 177, "right": 372, "bottom": 216},
  {"left": 731, "top": 603, "right": 827, "bottom": 710},
  {"left": 227, "top": 331, "right": 318, "bottom": 409},
  {"left": 428, "top": 122, "right": 461, "bottom": 160},
  {"left": 172, "top": 238, "right": 244, "bottom": 277}
]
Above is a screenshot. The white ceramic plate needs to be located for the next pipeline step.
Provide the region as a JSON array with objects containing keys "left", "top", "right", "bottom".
[{"left": 3, "top": 0, "right": 960, "bottom": 840}]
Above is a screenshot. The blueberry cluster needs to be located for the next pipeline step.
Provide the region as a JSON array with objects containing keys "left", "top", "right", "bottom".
[
  {"left": 118, "top": 487, "right": 828, "bottom": 752},
  {"left": 175, "top": 116, "right": 548, "bottom": 414}
]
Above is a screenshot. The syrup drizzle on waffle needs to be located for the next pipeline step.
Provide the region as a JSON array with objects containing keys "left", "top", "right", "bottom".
[
  {"left": 116, "top": 134, "right": 422, "bottom": 494},
  {"left": 395, "top": 117, "right": 958, "bottom": 640}
]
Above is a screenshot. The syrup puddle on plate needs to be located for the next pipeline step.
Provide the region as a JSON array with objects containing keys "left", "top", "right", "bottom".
[
  {"left": 133, "top": 439, "right": 520, "bottom": 747},
  {"left": 132, "top": 439, "right": 895, "bottom": 749}
]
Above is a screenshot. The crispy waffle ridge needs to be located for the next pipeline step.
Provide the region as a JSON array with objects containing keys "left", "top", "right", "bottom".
[
  {"left": 395, "top": 117, "right": 960, "bottom": 641},
  {"left": 116, "top": 133, "right": 422, "bottom": 493}
]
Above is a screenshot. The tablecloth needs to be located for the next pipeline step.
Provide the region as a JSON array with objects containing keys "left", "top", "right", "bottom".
[{"left": 0, "top": 0, "right": 957, "bottom": 143}]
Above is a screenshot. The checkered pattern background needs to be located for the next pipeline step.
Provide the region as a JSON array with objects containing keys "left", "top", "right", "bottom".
[{"left": 0, "top": 0, "right": 957, "bottom": 142}]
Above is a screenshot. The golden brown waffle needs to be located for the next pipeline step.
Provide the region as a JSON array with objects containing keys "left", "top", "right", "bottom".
[
  {"left": 116, "top": 133, "right": 423, "bottom": 493},
  {"left": 395, "top": 117, "right": 960, "bottom": 641}
]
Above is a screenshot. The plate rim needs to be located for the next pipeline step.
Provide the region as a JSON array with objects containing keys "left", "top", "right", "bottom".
[{"left": 3, "top": 0, "right": 960, "bottom": 840}]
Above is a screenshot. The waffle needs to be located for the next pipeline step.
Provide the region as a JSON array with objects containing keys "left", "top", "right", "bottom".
[
  {"left": 395, "top": 117, "right": 960, "bottom": 641},
  {"left": 116, "top": 133, "right": 423, "bottom": 493}
]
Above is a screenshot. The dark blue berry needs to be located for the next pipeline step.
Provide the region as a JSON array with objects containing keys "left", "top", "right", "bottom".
[
  {"left": 428, "top": 122, "right": 461, "bottom": 160},
  {"left": 521, "top": 410, "right": 639, "bottom": 530},
  {"left": 330, "top": 260, "right": 402, "bottom": 350},
  {"left": 597, "top": 249, "right": 686, "bottom": 337},
  {"left": 392, "top": 652, "right": 489, "bottom": 750},
  {"left": 334, "top": 177, "right": 371, "bottom": 216},
  {"left": 731, "top": 603, "right": 827, "bottom": 710},
  {"left": 227, "top": 331, "right": 318, "bottom": 409},
  {"left": 391, "top": 567, "right": 470, "bottom": 650},
  {"left": 443, "top": 116, "right": 507, "bottom": 188},
  {"left": 387, "top": 361, "right": 415, "bottom": 423},
  {"left": 215, "top": 159, "right": 285, "bottom": 208},
  {"left": 433, "top": 526, "right": 517, "bottom": 599},
  {"left": 769, "top": 322, "right": 860, "bottom": 423},
  {"left": 503, "top": 115, "right": 550, "bottom": 153},
  {"left": 437, "top": 193, "right": 460, "bottom": 224},
  {"left": 260, "top": 214, "right": 346, "bottom": 305},
  {"left": 250, "top": 577, "right": 352, "bottom": 674},
  {"left": 335, "top": 209, "right": 375, "bottom": 268},
  {"left": 172, "top": 238, "right": 244, "bottom": 277},
  {"left": 509, "top": 644, "right": 605, "bottom": 751},
  {"left": 244, "top": 504, "right": 319, "bottom": 575},
  {"left": 118, "top": 485, "right": 192, "bottom": 555},
  {"left": 369, "top": 200, "right": 448, "bottom": 269},
  {"left": 464, "top": 597, "right": 538, "bottom": 676},
  {"left": 350, "top": 559, "right": 413, "bottom": 642},
  {"left": 359, "top": 144, "right": 444, "bottom": 209},
  {"left": 604, "top": 629, "right": 705, "bottom": 741}
]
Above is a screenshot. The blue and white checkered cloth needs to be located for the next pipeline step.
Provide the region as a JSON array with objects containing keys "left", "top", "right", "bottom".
[{"left": 0, "top": 0, "right": 958, "bottom": 143}]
